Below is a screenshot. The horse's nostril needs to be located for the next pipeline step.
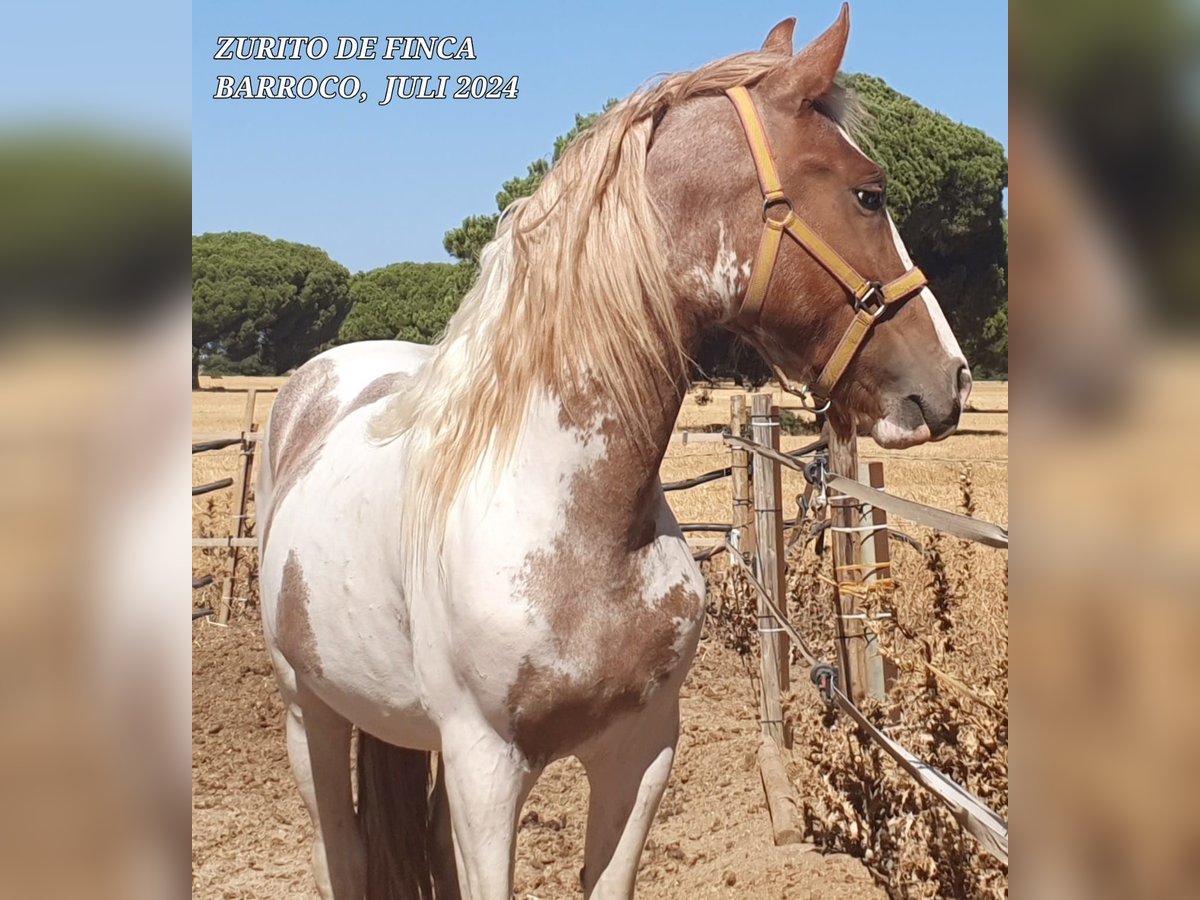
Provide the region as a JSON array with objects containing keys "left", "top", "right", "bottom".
[
  {"left": 907, "top": 389, "right": 960, "bottom": 439},
  {"left": 957, "top": 364, "right": 973, "bottom": 402}
]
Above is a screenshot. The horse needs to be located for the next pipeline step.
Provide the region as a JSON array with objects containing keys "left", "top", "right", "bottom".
[{"left": 257, "top": 7, "right": 971, "bottom": 898}]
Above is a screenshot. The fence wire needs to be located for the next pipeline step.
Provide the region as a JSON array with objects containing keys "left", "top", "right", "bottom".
[{"left": 694, "top": 430, "right": 1009, "bottom": 863}]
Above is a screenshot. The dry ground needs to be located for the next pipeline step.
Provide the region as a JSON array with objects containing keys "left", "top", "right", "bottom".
[{"left": 192, "top": 375, "right": 1007, "bottom": 898}]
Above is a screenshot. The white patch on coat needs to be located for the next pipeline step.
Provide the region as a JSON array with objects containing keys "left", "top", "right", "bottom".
[
  {"left": 834, "top": 123, "right": 966, "bottom": 365},
  {"left": 886, "top": 214, "right": 966, "bottom": 363},
  {"left": 444, "top": 389, "right": 613, "bottom": 697},
  {"left": 641, "top": 495, "right": 705, "bottom": 658},
  {"left": 871, "top": 416, "right": 932, "bottom": 450},
  {"left": 689, "top": 221, "right": 747, "bottom": 315},
  {"left": 837, "top": 124, "right": 864, "bottom": 153}
]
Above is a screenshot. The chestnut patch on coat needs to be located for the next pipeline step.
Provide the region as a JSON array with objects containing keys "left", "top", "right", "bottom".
[
  {"left": 268, "top": 358, "right": 337, "bottom": 475},
  {"left": 343, "top": 372, "right": 412, "bottom": 421},
  {"left": 261, "top": 359, "right": 340, "bottom": 546},
  {"left": 508, "top": 583, "right": 697, "bottom": 766},
  {"left": 277, "top": 549, "right": 322, "bottom": 677},
  {"left": 264, "top": 364, "right": 415, "bottom": 548},
  {"left": 505, "top": 407, "right": 703, "bottom": 766}
]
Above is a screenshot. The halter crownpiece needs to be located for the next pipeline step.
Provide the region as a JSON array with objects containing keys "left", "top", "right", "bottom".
[{"left": 724, "top": 85, "right": 928, "bottom": 400}]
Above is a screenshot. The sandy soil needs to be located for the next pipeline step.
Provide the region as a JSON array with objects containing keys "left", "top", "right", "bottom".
[{"left": 192, "top": 617, "right": 884, "bottom": 899}]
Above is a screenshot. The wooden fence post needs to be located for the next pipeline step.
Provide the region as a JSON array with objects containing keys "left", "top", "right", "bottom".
[
  {"left": 217, "top": 390, "right": 258, "bottom": 625},
  {"left": 751, "top": 394, "right": 788, "bottom": 744},
  {"left": 730, "top": 396, "right": 755, "bottom": 564},
  {"left": 745, "top": 394, "right": 805, "bottom": 847},
  {"left": 859, "top": 460, "right": 894, "bottom": 701},
  {"left": 825, "top": 422, "right": 871, "bottom": 704}
]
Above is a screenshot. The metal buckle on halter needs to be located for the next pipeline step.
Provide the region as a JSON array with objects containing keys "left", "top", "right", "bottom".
[
  {"left": 762, "top": 195, "right": 794, "bottom": 224},
  {"left": 854, "top": 281, "right": 887, "bottom": 318},
  {"left": 804, "top": 454, "right": 830, "bottom": 509},
  {"left": 810, "top": 662, "right": 838, "bottom": 705},
  {"left": 803, "top": 455, "right": 829, "bottom": 488}
]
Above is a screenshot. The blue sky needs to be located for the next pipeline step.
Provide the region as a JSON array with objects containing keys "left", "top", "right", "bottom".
[
  {"left": 2, "top": 0, "right": 189, "bottom": 142},
  {"left": 192, "top": 1, "right": 1007, "bottom": 273}
]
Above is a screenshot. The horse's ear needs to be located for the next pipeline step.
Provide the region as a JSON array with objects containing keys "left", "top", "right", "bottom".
[
  {"left": 761, "top": 3, "right": 850, "bottom": 100},
  {"left": 760, "top": 18, "right": 796, "bottom": 55}
]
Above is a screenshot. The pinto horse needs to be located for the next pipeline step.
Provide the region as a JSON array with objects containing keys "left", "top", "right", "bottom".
[{"left": 258, "top": 7, "right": 970, "bottom": 898}]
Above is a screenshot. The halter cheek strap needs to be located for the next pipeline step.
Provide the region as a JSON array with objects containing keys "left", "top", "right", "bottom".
[{"left": 725, "top": 85, "right": 928, "bottom": 400}]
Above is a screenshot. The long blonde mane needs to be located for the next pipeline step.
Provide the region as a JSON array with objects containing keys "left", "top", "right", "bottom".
[{"left": 370, "top": 51, "right": 788, "bottom": 576}]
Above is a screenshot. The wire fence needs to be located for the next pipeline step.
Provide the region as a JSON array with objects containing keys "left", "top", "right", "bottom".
[{"left": 667, "top": 409, "right": 1009, "bottom": 864}]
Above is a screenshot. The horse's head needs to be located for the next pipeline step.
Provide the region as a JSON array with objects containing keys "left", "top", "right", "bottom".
[{"left": 649, "top": 5, "right": 970, "bottom": 447}]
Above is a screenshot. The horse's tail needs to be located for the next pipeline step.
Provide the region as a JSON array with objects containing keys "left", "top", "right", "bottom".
[{"left": 357, "top": 732, "right": 434, "bottom": 899}]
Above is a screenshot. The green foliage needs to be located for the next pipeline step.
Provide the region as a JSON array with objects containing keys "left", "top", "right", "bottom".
[
  {"left": 846, "top": 73, "right": 1008, "bottom": 375},
  {"left": 441, "top": 215, "right": 499, "bottom": 267},
  {"left": 197, "top": 352, "right": 274, "bottom": 377},
  {"left": 338, "top": 262, "right": 476, "bottom": 344},
  {"left": 0, "top": 133, "right": 187, "bottom": 326},
  {"left": 192, "top": 232, "right": 351, "bottom": 374},
  {"left": 779, "top": 409, "right": 819, "bottom": 436},
  {"left": 496, "top": 158, "right": 549, "bottom": 212},
  {"left": 551, "top": 107, "right": 612, "bottom": 162},
  {"left": 982, "top": 299, "right": 1008, "bottom": 362},
  {"left": 692, "top": 330, "right": 771, "bottom": 388}
]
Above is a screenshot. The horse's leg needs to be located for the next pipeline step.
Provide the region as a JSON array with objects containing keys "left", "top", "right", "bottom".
[
  {"left": 429, "top": 754, "right": 462, "bottom": 900},
  {"left": 283, "top": 682, "right": 365, "bottom": 900},
  {"left": 579, "top": 699, "right": 680, "bottom": 899},
  {"left": 440, "top": 722, "right": 537, "bottom": 900}
]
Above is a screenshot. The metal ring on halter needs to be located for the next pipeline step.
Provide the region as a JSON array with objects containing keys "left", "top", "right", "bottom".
[
  {"left": 854, "top": 281, "right": 887, "bottom": 318},
  {"left": 801, "top": 391, "right": 832, "bottom": 414},
  {"left": 787, "top": 381, "right": 831, "bottom": 414},
  {"left": 762, "top": 195, "right": 794, "bottom": 223},
  {"left": 764, "top": 359, "right": 833, "bottom": 414}
]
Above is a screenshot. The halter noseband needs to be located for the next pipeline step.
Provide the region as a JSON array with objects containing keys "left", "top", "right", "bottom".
[{"left": 724, "top": 85, "right": 928, "bottom": 402}]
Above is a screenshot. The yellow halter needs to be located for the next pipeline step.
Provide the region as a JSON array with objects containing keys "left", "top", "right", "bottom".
[{"left": 725, "top": 85, "right": 928, "bottom": 400}]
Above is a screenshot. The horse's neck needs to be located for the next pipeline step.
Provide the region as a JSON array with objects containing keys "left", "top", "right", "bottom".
[{"left": 542, "top": 355, "right": 688, "bottom": 549}]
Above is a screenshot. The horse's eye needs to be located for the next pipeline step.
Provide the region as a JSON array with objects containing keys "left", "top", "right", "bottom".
[{"left": 855, "top": 188, "right": 883, "bottom": 212}]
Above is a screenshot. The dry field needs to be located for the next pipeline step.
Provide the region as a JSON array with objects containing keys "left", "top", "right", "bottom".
[{"left": 192, "top": 375, "right": 1008, "bottom": 898}]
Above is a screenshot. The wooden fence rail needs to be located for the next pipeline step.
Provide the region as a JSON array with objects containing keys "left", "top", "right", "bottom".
[
  {"left": 192, "top": 477, "right": 234, "bottom": 497},
  {"left": 192, "top": 391, "right": 263, "bottom": 621}
]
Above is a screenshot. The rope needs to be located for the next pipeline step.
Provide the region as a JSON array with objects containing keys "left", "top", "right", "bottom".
[
  {"left": 192, "top": 477, "right": 234, "bottom": 497},
  {"left": 722, "top": 434, "right": 1008, "bottom": 549},
  {"left": 662, "top": 434, "right": 827, "bottom": 493},
  {"left": 662, "top": 466, "right": 733, "bottom": 492},
  {"left": 192, "top": 437, "right": 242, "bottom": 454},
  {"left": 723, "top": 539, "right": 821, "bottom": 668},
  {"left": 828, "top": 686, "right": 1009, "bottom": 862},
  {"left": 828, "top": 523, "right": 888, "bottom": 534}
]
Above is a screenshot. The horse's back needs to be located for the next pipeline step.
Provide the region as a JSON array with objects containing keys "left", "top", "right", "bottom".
[
  {"left": 258, "top": 341, "right": 428, "bottom": 531},
  {"left": 265, "top": 341, "right": 426, "bottom": 473}
]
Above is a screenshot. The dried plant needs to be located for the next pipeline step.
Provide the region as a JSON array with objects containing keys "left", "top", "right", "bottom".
[{"left": 717, "top": 525, "right": 1008, "bottom": 898}]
